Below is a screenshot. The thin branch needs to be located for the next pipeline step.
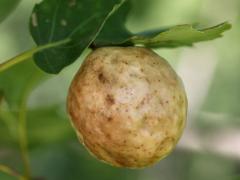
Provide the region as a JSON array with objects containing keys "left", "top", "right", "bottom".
[
  {"left": 18, "top": 94, "right": 31, "bottom": 179},
  {"left": 18, "top": 73, "right": 42, "bottom": 180}
]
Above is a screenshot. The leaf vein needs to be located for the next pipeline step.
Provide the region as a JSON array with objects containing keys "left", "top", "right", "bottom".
[{"left": 48, "top": 0, "right": 63, "bottom": 42}]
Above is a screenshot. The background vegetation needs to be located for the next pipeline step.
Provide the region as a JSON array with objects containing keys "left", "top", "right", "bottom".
[{"left": 0, "top": 0, "right": 239, "bottom": 179}]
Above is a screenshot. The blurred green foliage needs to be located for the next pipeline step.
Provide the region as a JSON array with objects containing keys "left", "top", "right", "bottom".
[
  {"left": 0, "top": 0, "right": 20, "bottom": 23},
  {"left": 0, "top": 0, "right": 240, "bottom": 180}
]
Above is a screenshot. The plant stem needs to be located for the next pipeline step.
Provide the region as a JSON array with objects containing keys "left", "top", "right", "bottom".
[
  {"left": 0, "top": 108, "right": 18, "bottom": 140},
  {"left": 0, "top": 164, "right": 26, "bottom": 180},
  {"left": 18, "top": 73, "right": 42, "bottom": 180},
  {"left": 0, "top": 38, "right": 71, "bottom": 73},
  {"left": 18, "top": 94, "right": 31, "bottom": 179}
]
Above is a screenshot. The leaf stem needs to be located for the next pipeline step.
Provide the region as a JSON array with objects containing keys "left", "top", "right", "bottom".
[
  {"left": 0, "top": 38, "right": 71, "bottom": 73},
  {"left": 0, "top": 164, "right": 26, "bottom": 180}
]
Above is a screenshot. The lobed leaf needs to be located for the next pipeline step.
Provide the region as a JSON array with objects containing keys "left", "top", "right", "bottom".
[
  {"left": 93, "top": 3, "right": 231, "bottom": 48},
  {"left": 130, "top": 22, "right": 232, "bottom": 48}
]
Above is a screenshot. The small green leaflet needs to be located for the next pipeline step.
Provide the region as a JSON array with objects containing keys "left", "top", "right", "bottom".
[
  {"left": 30, "top": 0, "right": 126, "bottom": 74},
  {"left": 130, "top": 22, "right": 232, "bottom": 48}
]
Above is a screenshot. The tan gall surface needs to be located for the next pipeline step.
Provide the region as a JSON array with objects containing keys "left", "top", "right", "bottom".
[{"left": 67, "top": 47, "right": 187, "bottom": 168}]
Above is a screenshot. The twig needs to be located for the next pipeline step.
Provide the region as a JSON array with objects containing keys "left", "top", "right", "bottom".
[
  {"left": 18, "top": 73, "right": 44, "bottom": 180},
  {"left": 18, "top": 93, "right": 31, "bottom": 179}
]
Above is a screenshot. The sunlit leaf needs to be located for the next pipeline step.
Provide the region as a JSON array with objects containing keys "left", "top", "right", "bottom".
[
  {"left": 93, "top": 2, "right": 231, "bottom": 48},
  {"left": 130, "top": 22, "right": 232, "bottom": 47}
]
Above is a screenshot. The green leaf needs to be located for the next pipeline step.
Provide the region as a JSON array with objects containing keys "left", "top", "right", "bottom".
[
  {"left": 93, "top": 0, "right": 133, "bottom": 47},
  {"left": 0, "top": 0, "right": 20, "bottom": 23},
  {"left": 93, "top": 2, "right": 231, "bottom": 48},
  {"left": 130, "top": 22, "right": 232, "bottom": 48},
  {"left": 30, "top": 0, "right": 126, "bottom": 74}
]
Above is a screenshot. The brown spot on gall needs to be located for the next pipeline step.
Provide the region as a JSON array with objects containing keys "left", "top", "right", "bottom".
[
  {"left": 115, "top": 158, "right": 128, "bottom": 166},
  {"left": 107, "top": 117, "right": 113, "bottom": 122},
  {"left": 106, "top": 94, "right": 115, "bottom": 105},
  {"left": 106, "top": 134, "right": 111, "bottom": 139},
  {"left": 98, "top": 73, "right": 108, "bottom": 84}
]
